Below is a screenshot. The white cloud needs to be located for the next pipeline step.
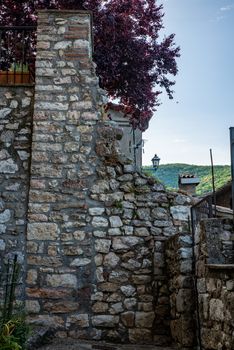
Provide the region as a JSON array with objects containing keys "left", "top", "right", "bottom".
[
  {"left": 216, "top": 15, "right": 225, "bottom": 21},
  {"left": 220, "top": 4, "right": 234, "bottom": 12},
  {"left": 172, "top": 138, "right": 187, "bottom": 144}
]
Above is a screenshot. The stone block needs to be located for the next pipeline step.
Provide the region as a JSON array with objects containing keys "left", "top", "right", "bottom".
[
  {"left": 109, "top": 216, "right": 123, "bottom": 228},
  {"left": 112, "top": 236, "right": 143, "bottom": 250},
  {"left": 35, "top": 102, "right": 68, "bottom": 111},
  {"left": 95, "top": 239, "right": 111, "bottom": 253},
  {"left": 136, "top": 208, "right": 151, "bottom": 220},
  {"left": 129, "top": 328, "right": 152, "bottom": 343},
  {"left": 120, "top": 285, "right": 136, "bottom": 297},
  {"left": 103, "top": 252, "right": 120, "bottom": 268},
  {"left": 89, "top": 207, "right": 105, "bottom": 216},
  {"left": 26, "top": 300, "right": 40, "bottom": 313},
  {"left": 0, "top": 108, "right": 11, "bottom": 119},
  {"left": 123, "top": 164, "right": 135, "bottom": 173},
  {"left": 26, "top": 287, "right": 73, "bottom": 299},
  {"left": 124, "top": 298, "right": 137, "bottom": 310},
  {"left": 0, "top": 239, "right": 6, "bottom": 251},
  {"left": 27, "top": 223, "right": 59, "bottom": 240},
  {"left": 26, "top": 269, "right": 38, "bottom": 285},
  {"left": 98, "top": 282, "right": 119, "bottom": 292},
  {"left": 131, "top": 275, "right": 151, "bottom": 284},
  {"left": 91, "top": 315, "right": 119, "bottom": 328},
  {"left": 31, "top": 164, "right": 62, "bottom": 178},
  {"left": 44, "top": 301, "right": 78, "bottom": 314},
  {"left": 135, "top": 312, "right": 155, "bottom": 328},
  {"left": 209, "top": 298, "right": 224, "bottom": 321},
  {"left": 92, "top": 217, "right": 109, "bottom": 228},
  {"left": 0, "top": 159, "right": 18, "bottom": 173},
  {"left": 110, "top": 302, "right": 124, "bottom": 314},
  {"left": 70, "top": 258, "right": 91, "bottom": 267},
  {"left": 46, "top": 274, "right": 77, "bottom": 288},
  {"left": 27, "top": 315, "right": 64, "bottom": 328},
  {"left": 170, "top": 205, "right": 190, "bottom": 221},
  {"left": 179, "top": 247, "right": 192, "bottom": 259},
  {"left": 0, "top": 209, "right": 11, "bottom": 223},
  {"left": 121, "top": 312, "right": 135, "bottom": 327},
  {"left": 27, "top": 256, "right": 62, "bottom": 267},
  {"left": 92, "top": 302, "right": 108, "bottom": 313},
  {"left": 135, "top": 227, "right": 150, "bottom": 237},
  {"left": 54, "top": 41, "right": 72, "bottom": 49},
  {"left": 109, "top": 270, "right": 129, "bottom": 283}
]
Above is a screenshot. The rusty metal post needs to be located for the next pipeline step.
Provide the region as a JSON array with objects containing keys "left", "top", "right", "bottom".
[
  {"left": 230, "top": 128, "right": 234, "bottom": 220},
  {"left": 210, "top": 149, "right": 216, "bottom": 216}
]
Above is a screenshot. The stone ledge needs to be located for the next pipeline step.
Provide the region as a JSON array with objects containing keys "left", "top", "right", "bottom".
[
  {"left": 206, "top": 264, "right": 234, "bottom": 270},
  {"left": 0, "top": 83, "right": 35, "bottom": 87}
]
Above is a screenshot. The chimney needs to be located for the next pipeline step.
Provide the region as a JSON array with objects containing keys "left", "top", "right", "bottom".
[{"left": 178, "top": 174, "right": 200, "bottom": 195}]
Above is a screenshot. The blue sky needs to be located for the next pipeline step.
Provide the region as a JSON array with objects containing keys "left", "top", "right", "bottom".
[{"left": 143, "top": 0, "right": 234, "bottom": 165}]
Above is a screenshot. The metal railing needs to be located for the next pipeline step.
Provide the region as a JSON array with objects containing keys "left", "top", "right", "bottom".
[
  {"left": 0, "top": 26, "right": 36, "bottom": 85},
  {"left": 191, "top": 195, "right": 213, "bottom": 225}
]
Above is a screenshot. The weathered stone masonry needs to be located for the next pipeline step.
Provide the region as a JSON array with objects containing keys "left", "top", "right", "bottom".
[
  {"left": 26, "top": 9, "right": 103, "bottom": 333},
  {"left": 166, "top": 218, "right": 234, "bottom": 350},
  {"left": 195, "top": 219, "right": 234, "bottom": 350},
  {"left": 1, "top": 9, "right": 233, "bottom": 348},
  {"left": 25, "top": 12, "right": 193, "bottom": 342},
  {"left": 0, "top": 86, "right": 34, "bottom": 286},
  {"left": 0, "top": 10, "right": 194, "bottom": 345}
]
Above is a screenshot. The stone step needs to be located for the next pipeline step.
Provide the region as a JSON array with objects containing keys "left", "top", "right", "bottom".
[{"left": 38, "top": 339, "right": 176, "bottom": 350}]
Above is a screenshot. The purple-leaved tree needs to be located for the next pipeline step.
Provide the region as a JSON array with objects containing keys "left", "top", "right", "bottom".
[{"left": 0, "top": 0, "right": 180, "bottom": 130}]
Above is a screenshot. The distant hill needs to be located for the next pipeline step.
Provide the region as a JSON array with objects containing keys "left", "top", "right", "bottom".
[{"left": 143, "top": 163, "right": 231, "bottom": 195}]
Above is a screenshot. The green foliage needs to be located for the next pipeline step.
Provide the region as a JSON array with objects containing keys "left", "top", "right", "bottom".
[
  {"left": 143, "top": 163, "right": 231, "bottom": 195},
  {"left": 0, "top": 320, "right": 23, "bottom": 350},
  {"left": 114, "top": 200, "right": 123, "bottom": 210},
  {"left": 0, "top": 256, "right": 30, "bottom": 350},
  {"left": 10, "top": 63, "right": 29, "bottom": 73}
]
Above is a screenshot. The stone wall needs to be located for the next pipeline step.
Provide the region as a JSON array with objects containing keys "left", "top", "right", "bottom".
[
  {"left": 196, "top": 218, "right": 234, "bottom": 265},
  {"left": 0, "top": 86, "right": 34, "bottom": 297},
  {"left": 166, "top": 232, "right": 196, "bottom": 349},
  {"left": 86, "top": 147, "right": 192, "bottom": 344},
  {"left": 166, "top": 218, "right": 234, "bottom": 350},
  {"left": 196, "top": 218, "right": 234, "bottom": 350},
  {"left": 25, "top": 8, "right": 103, "bottom": 333},
  {"left": 0, "top": 9, "right": 195, "bottom": 346}
]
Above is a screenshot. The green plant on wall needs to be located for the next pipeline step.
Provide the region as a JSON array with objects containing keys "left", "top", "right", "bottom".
[
  {"left": 114, "top": 200, "right": 123, "bottom": 210},
  {"left": 10, "top": 63, "right": 29, "bottom": 73},
  {"left": 0, "top": 255, "right": 30, "bottom": 350}
]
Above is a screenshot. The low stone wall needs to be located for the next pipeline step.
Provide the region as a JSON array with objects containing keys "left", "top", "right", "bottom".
[
  {"left": 196, "top": 218, "right": 234, "bottom": 350},
  {"left": 196, "top": 218, "right": 234, "bottom": 264},
  {"left": 85, "top": 147, "right": 193, "bottom": 344},
  {"left": 26, "top": 117, "right": 193, "bottom": 343},
  {"left": 0, "top": 86, "right": 34, "bottom": 297},
  {"left": 166, "top": 233, "right": 196, "bottom": 349}
]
